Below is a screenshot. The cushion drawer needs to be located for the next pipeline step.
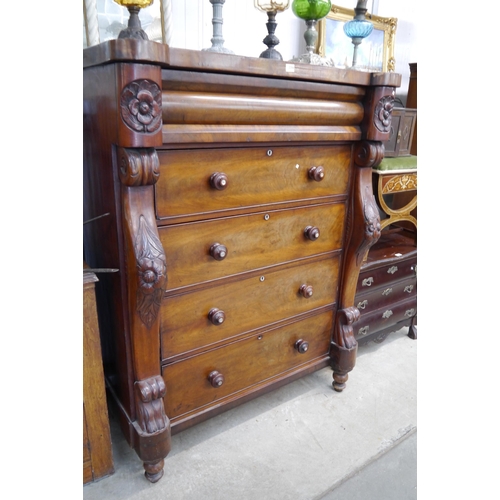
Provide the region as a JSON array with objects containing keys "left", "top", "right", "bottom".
[
  {"left": 355, "top": 297, "right": 417, "bottom": 338},
  {"left": 161, "top": 256, "right": 339, "bottom": 361},
  {"left": 356, "top": 256, "right": 417, "bottom": 293},
  {"left": 160, "top": 202, "right": 345, "bottom": 291},
  {"left": 355, "top": 277, "right": 417, "bottom": 316},
  {"left": 155, "top": 145, "right": 351, "bottom": 221},
  {"left": 162, "top": 311, "right": 333, "bottom": 421}
]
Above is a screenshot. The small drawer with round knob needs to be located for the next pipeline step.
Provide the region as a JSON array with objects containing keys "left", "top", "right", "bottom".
[
  {"left": 208, "top": 370, "right": 225, "bottom": 388},
  {"left": 299, "top": 284, "right": 314, "bottom": 298},
  {"left": 209, "top": 172, "right": 228, "bottom": 190},
  {"left": 308, "top": 166, "right": 325, "bottom": 182},
  {"left": 209, "top": 243, "right": 228, "bottom": 261},
  {"left": 304, "top": 225, "right": 320, "bottom": 241},
  {"left": 208, "top": 308, "right": 226, "bottom": 325},
  {"left": 294, "top": 339, "right": 309, "bottom": 353}
]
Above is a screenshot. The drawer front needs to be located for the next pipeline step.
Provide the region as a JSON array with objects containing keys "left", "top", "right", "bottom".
[
  {"left": 155, "top": 145, "right": 351, "bottom": 220},
  {"left": 160, "top": 202, "right": 346, "bottom": 291},
  {"left": 355, "top": 277, "right": 417, "bottom": 316},
  {"left": 161, "top": 256, "right": 339, "bottom": 360},
  {"left": 355, "top": 297, "right": 417, "bottom": 338},
  {"left": 162, "top": 311, "right": 333, "bottom": 420},
  {"left": 356, "top": 256, "right": 417, "bottom": 293}
]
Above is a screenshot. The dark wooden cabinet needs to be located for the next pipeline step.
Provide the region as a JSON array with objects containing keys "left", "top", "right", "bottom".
[
  {"left": 354, "top": 232, "right": 417, "bottom": 344},
  {"left": 384, "top": 107, "right": 417, "bottom": 157},
  {"left": 83, "top": 39, "right": 401, "bottom": 483}
]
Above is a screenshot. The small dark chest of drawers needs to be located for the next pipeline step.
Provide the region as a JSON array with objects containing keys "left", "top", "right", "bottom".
[{"left": 354, "top": 231, "right": 417, "bottom": 344}]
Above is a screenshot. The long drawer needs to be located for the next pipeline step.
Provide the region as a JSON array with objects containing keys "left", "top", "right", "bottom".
[
  {"left": 355, "top": 297, "right": 417, "bottom": 338},
  {"left": 155, "top": 145, "right": 351, "bottom": 221},
  {"left": 160, "top": 202, "right": 346, "bottom": 291},
  {"left": 356, "top": 255, "right": 417, "bottom": 294},
  {"left": 162, "top": 311, "right": 333, "bottom": 421},
  {"left": 161, "top": 256, "right": 339, "bottom": 361},
  {"left": 355, "top": 277, "right": 417, "bottom": 316}
]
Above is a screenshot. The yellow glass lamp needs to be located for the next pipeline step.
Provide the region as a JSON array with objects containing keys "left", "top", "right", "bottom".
[{"left": 114, "top": 0, "right": 154, "bottom": 40}]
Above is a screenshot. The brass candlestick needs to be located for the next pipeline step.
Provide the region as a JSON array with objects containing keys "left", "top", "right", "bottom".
[{"left": 114, "top": 0, "right": 154, "bottom": 40}]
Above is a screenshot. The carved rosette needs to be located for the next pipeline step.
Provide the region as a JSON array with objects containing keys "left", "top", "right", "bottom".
[
  {"left": 118, "top": 147, "right": 160, "bottom": 186},
  {"left": 374, "top": 95, "right": 395, "bottom": 133},
  {"left": 121, "top": 79, "right": 162, "bottom": 134},
  {"left": 135, "top": 375, "right": 168, "bottom": 434},
  {"left": 135, "top": 215, "right": 167, "bottom": 328}
]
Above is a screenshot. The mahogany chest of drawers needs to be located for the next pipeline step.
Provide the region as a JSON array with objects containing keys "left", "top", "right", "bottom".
[
  {"left": 83, "top": 39, "right": 400, "bottom": 482},
  {"left": 354, "top": 231, "right": 417, "bottom": 344}
]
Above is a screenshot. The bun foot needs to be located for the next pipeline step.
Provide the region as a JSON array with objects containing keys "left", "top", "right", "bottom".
[
  {"left": 144, "top": 459, "right": 165, "bottom": 483},
  {"left": 332, "top": 371, "right": 348, "bottom": 392}
]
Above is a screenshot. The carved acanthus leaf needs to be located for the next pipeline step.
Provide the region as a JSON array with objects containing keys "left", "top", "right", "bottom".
[{"left": 135, "top": 215, "right": 167, "bottom": 328}]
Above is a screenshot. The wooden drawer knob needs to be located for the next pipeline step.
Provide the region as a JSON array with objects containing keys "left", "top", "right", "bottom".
[
  {"left": 208, "top": 370, "right": 224, "bottom": 387},
  {"left": 308, "top": 166, "right": 325, "bottom": 181},
  {"left": 208, "top": 307, "right": 226, "bottom": 325},
  {"left": 210, "top": 243, "right": 228, "bottom": 261},
  {"left": 304, "top": 225, "right": 320, "bottom": 241},
  {"left": 295, "top": 339, "right": 309, "bottom": 354},
  {"left": 209, "top": 172, "right": 228, "bottom": 190},
  {"left": 299, "top": 284, "right": 314, "bottom": 298}
]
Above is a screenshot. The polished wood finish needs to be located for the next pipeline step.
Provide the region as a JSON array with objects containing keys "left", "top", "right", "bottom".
[
  {"left": 83, "top": 266, "right": 114, "bottom": 484},
  {"left": 83, "top": 40, "right": 400, "bottom": 482},
  {"left": 407, "top": 63, "right": 417, "bottom": 155}
]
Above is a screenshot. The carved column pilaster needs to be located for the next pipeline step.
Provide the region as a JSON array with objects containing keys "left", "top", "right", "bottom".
[
  {"left": 331, "top": 82, "right": 397, "bottom": 392},
  {"left": 118, "top": 144, "right": 171, "bottom": 481}
]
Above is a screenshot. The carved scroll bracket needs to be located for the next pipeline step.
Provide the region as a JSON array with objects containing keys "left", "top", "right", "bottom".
[
  {"left": 354, "top": 140, "right": 385, "bottom": 170},
  {"left": 134, "top": 375, "right": 171, "bottom": 483},
  {"left": 135, "top": 375, "right": 169, "bottom": 434},
  {"left": 118, "top": 147, "right": 160, "bottom": 186}
]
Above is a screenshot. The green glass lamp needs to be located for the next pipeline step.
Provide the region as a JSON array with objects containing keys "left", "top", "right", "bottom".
[{"left": 291, "top": 0, "right": 331, "bottom": 64}]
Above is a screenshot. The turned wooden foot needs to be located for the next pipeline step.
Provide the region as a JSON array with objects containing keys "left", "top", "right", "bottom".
[
  {"left": 332, "top": 371, "right": 349, "bottom": 392},
  {"left": 144, "top": 459, "right": 165, "bottom": 483}
]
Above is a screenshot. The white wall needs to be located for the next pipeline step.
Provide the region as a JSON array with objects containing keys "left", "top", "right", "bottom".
[{"left": 90, "top": 1, "right": 416, "bottom": 100}]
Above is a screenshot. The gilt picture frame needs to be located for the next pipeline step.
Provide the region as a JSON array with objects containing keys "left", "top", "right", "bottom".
[
  {"left": 317, "top": 4, "right": 397, "bottom": 72},
  {"left": 83, "top": 0, "right": 173, "bottom": 47}
]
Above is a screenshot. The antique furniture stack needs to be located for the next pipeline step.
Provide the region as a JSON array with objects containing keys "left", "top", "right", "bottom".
[
  {"left": 353, "top": 63, "right": 417, "bottom": 345},
  {"left": 83, "top": 39, "right": 400, "bottom": 482}
]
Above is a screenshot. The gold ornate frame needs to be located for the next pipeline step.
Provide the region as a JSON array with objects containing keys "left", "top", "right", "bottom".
[
  {"left": 83, "top": 0, "right": 173, "bottom": 47},
  {"left": 317, "top": 4, "right": 397, "bottom": 72}
]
